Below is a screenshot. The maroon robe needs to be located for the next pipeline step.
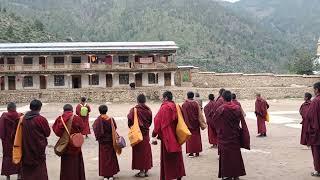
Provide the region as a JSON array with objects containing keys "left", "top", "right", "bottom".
[
  {"left": 210, "top": 102, "right": 247, "bottom": 178},
  {"left": 127, "top": 104, "right": 153, "bottom": 171},
  {"left": 52, "top": 111, "right": 86, "bottom": 180},
  {"left": 21, "top": 111, "right": 51, "bottom": 180},
  {"left": 93, "top": 115, "right": 120, "bottom": 178},
  {"left": 182, "top": 99, "right": 202, "bottom": 154},
  {"left": 255, "top": 97, "right": 269, "bottom": 134},
  {"left": 76, "top": 103, "right": 91, "bottom": 135},
  {"left": 0, "top": 111, "right": 21, "bottom": 176},
  {"left": 306, "top": 95, "right": 320, "bottom": 171},
  {"left": 206, "top": 97, "right": 224, "bottom": 144},
  {"left": 204, "top": 100, "right": 217, "bottom": 145},
  {"left": 152, "top": 100, "right": 186, "bottom": 180},
  {"left": 300, "top": 100, "right": 311, "bottom": 145}
]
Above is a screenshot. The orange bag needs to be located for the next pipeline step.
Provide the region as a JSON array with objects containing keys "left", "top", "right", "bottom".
[
  {"left": 12, "top": 116, "right": 23, "bottom": 164},
  {"left": 175, "top": 104, "right": 192, "bottom": 145},
  {"left": 128, "top": 108, "right": 143, "bottom": 147}
]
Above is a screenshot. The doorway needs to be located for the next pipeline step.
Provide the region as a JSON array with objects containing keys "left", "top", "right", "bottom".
[
  {"left": 40, "top": 75, "right": 47, "bottom": 89},
  {"left": 0, "top": 76, "right": 4, "bottom": 90},
  {"left": 135, "top": 73, "right": 142, "bottom": 87},
  {"left": 39, "top": 57, "right": 47, "bottom": 69},
  {"left": 106, "top": 74, "right": 113, "bottom": 87},
  {"left": 8, "top": 76, "right": 16, "bottom": 90},
  {"left": 164, "top": 73, "right": 171, "bottom": 86},
  {"left": 72, "top": 75, "right": 82, "bottom": 89}
]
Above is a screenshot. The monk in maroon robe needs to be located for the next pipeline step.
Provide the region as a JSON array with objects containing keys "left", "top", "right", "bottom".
[
  {"left": 152, "top": 91, "right": 186, "bottom": 180},
  {"left": 306, "top": 82, "right": 320, "bottom": 177},
  {"left": 127, "top": 94, "right": 153, "bottom": 177},
  {"left": 255, "top": 93, "right": 269, "bottom": 137},
  {"left": 204, "top": 94, "right": 217, "bottom": 147},
  {"left": 300, "top": 92, "right": 312, "bottom": 146},
  {"left": 232, "top": 93, "right": 246, "bottom": 117},
  {"left": 0, "top": 102, "right": 22, "bottom": 180},
  {"left": 93, "top": 105, "right": 120, "bottom": 180},
  {"left": 21, "top": 100, "right": 51, "bottom": 180},
  {"left": 182, "top": 91, "right": 203, "bottom": 157},
  {"left": 76, "top": 97, "right": 91, "bottom": 137},
  {"left": 52, "top": 104, "right": 86, "bottom": 180},
  {"left": 210, "top": 90, "right": 248, "bottom": 179}
]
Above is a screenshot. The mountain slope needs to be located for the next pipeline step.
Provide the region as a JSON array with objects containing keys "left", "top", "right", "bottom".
[{"left": 0, "top": 0, "right": 297, "bottom": 73}]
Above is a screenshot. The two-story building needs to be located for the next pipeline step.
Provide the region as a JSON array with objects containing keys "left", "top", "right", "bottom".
[{"left": 0, "top": 41, "right": 178, "bottom": 90}]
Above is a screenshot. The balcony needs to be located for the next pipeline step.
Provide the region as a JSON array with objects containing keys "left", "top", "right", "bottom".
[{"left": 0, "top": 62, "right": 177, "bottom": 73}]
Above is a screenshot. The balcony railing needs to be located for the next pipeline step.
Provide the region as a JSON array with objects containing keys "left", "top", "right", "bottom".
[{"left": 0, "top": 62, "right": 177, "bottom": 72}]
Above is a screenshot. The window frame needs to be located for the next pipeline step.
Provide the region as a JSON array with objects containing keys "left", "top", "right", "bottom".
[
  {"left": 119, "top": 74, "right": 129, "bottom": 85},
  {"left": 54, "top": 75, "right": 65, "bottom": 86}
]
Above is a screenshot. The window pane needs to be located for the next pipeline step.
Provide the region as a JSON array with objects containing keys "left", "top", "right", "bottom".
[
  {"left": 119, "top": 74, "right": 129, "bottom": 84},
  {"left": 54, "top": 57, "right": 64, "bottom": 64},
  {"left": 119, "top": 56, "right": 129, "bottom": 63},
  {"left": 148, "top": 73, "right": 158, "bottom": 84},
  {"left": 23, "top": 76, "right": 33, "bottom": 87},
  {"left": 7, "top": 58, "right": 15, "bottom": 64},
  {"left": 54, "top": 75, "right": 65, "bottom": 86},
  {"left": 89, "top": 74, "right": 99, "bottom": 85},
  {"left": 72, "top": 56, "right": 81, "bottom": 63},
  {"left": 23, "top": 57, "right": 33, "bottom": 64}
]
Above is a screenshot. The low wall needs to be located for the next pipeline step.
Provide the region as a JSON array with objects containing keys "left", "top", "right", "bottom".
[
  {"left": 191, "top": 72, "right": 320, "bottom": 88},
  {"left": 0, "top": 86, "right": 312, "bottom": 104}
]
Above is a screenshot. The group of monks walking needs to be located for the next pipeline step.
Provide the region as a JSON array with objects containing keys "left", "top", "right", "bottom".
[{"left": 2, "top": 82, "right": 320, "bottom": 180}]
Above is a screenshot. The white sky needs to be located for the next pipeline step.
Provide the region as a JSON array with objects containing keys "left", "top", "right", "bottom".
[{"left": 221, "top": 0, "right": 241, "bottom": 2}]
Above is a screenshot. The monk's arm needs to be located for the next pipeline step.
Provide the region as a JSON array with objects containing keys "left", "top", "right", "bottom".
[
  {"left": 75, "top": 116, "right": 85, "bottom": 132},
  {"left": 127, "top": 108, "right": 134, "bottom": 128},
  {"left": 38, "top": 117, "right": 51, "bottom": 137},
  {"left": 152, "top": 110, "right": 163, "bottom": 137},
  {"left": 75, "top": 105, "right": 80, "bottom": 116},
  {"left": 52, "top": 117, "right": 64, "bottom": 137}
]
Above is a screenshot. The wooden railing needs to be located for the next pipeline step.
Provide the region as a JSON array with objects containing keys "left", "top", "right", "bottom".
[{"left": 0, "top": 62, "right": 177, "bottom": 72}]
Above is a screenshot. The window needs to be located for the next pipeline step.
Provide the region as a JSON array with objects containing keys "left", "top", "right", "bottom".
[
  {"left": 0, "top": 58, "right": 4, "bottom": 64},
  {"left": 23, "top": 76, "right": 33, "bottom": 87},
  {"left": 7, "top": 57, "right": 15, "bottom": 64},
  {"left": 118, "top": 56, "right": 129, "bottom": 63},
  {"left": 23, "top": 57, "right": 33, "bottom": 64},
  {"left": 72, "top": 56, "right": 81, "bottom": 63},
  {"left": 54, "top": 75, "right": 65, "bottom": 86},
  {"left": 54, "top": 57, "right": 64, "bottom": 64},
  {"left": 119, "top": 74, "right": 129, "bottom": 84},
  {"left": 89, "top": 74, "right": 99, "bottom": 85},
  {"left": 148, "top": 73, "right": 158, "bottom": 84}
]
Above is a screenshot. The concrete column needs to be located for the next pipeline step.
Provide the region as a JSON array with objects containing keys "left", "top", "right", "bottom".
[
  {"left": 171, "top": 72, "right": 175, "bottom": 86},
  {"left": 129, "top": 73, "right": 135, "bottom": 84},
  {"left": 66, "top": 74, "right": 72, "bottom": 89},
  {"left": 158, "top": 72, "right": 165, "bottom": 86},
  {"left": 4, "top": 76, "right": 8, "bottom": 90},
  {"left": 99, "top": 72, "right": 106, "bottom": 88},
  {"left": 113, "top": 73, "right": 119, "bottom": 87}
]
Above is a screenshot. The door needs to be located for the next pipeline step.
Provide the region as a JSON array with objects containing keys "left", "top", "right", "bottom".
[
  {"left": 40, "top": 75, "right": 47, "bottom": 89},
  {"left": 0, "top": 76, "right": 4, "bottom": 90},
  {"left": 39, "top": 57, "right": 47, "bottom": 69},
  {"left": 72, "top": 75, "right": 82, "bottom": 89},
  {"left": 164, "top": 73, "right": 171, "bottom": 86},
  {"left": 106, "top": 74, "right": 113, "bottom": 87},
  {"left": 8, "top": 76, "right": 16, "bottom": 90},
  {"left": 135, "top": 73, "right": 142, "bottom": 87}
]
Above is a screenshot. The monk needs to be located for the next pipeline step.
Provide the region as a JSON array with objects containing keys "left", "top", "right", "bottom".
[
  {"left": 52, "top": 104, "right": 86, "bottom": 180},
  {"left": 127, "top": 94, "right": 153, "bottom": 177},
  {"left": 232, "top": 93, "right": 246, "bottom": 117},
  {"left": 21, "top": 99, "right": 51, "bottom": 180},
  {"left": 306, "top": 82, "right": 320, "bottom": 177},
  {"left": 152, "top": 91, "right": 186, "bottom": 180},
  {"left": 209, "top": 90, "right": 249, "bottom": 180},
  {"left": 255, "top": 93, "right": 269, "bottom": 137},
  {"left": 195, "top": 92, "right": 203, "bottom": 109},
  {"left": 300, "top": 92, "right": 312, "bottom": 146},
  {"left": 76, "top": 97, "right": 91, "bottom": 138},
  {"left": 0, "top": 102, "right": 22, "bottom": 180},
  {"left": 204, "top": 94, "right": 217, "bottom": 148},
  {"left": 93, "top": 105, "right": 120, "bottom": 180},
  {"left": 182, "top": 91, "right": 203, "bottom": 157}
]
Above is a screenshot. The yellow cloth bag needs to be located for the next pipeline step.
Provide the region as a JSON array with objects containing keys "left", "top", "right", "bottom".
[
  {"left": 128, "top": 108, "right": 143, "bottom": 147},
  {"left": 12, "top": 116, "right": 23, "bottom": 164},
  {"left": 176, "top": 104, "right": 192, "bottom": 145},
  {"left": 266, "top": 112, "right": 270, "bottom": 122}
]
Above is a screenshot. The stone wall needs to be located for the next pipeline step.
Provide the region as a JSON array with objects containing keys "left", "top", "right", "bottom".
[{"left": 191, "top": 71, "right": 320, "bottom": 88}]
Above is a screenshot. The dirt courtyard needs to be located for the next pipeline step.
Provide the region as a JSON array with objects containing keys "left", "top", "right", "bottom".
[{"left": 0, "top": 98, "right": 318, "bottom": 180}]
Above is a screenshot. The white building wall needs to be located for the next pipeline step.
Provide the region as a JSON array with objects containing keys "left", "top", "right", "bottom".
[{"left": 158, "top": 72, "right": 165, "bottom": 86}]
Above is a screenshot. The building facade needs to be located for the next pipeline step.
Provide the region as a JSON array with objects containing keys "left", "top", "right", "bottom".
[{"left": 0, "top": 42, "right": 178, "bottom": 90}]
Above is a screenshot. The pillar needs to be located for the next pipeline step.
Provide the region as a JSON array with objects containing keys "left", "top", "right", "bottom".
[
  {"left": 66, "top": 74, "right": 71, "bottom": 89},
  {"left": 4, "top": 76, "right": 8, "bottom": 90},
  {"left": 171, "top": 72, "right": 175, "bottom": 86}
]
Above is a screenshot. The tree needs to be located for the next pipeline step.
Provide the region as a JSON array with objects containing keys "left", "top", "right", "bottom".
[
  {"left": 34, "top": 19, "right": 45, "bottom": 31},
  {"left": 5, "top": 25, "right": 14, "bottom": 39},
  {"left": 289, "top": 49, "right": 315, "bottom": 75}
]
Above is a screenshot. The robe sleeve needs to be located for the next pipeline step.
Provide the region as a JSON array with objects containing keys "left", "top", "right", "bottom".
[
  {"left": 152, "top": 108, "right": 163, "bottom": 137},
  {"left": 0, "top": 113, "right": 5, "bottom": 140},
  {"left": 73, "top": 116, "right": 85, "bottom": 133},
  {"left": 127, "top": 108, "right": 134, "bottom": 128},
  {"left": 52, "top": 116, "right": 64, "bottom": 137},
  {"left": 36, "top": 116, "right": 51, "bottom": 137},
  {"left": 75, "top": 104, "right": 81, "bottom": 116}
]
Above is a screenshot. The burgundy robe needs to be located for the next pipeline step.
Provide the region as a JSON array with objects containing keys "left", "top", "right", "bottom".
[
  {"left": 255, "top": 97, "right": 269, "bottom": 134},
  {"left": 127, "top": 104, "right": 153, "bottom": 171},
  {"left": 206, "top": 97, "right": 224, "bottom": 144},
  {"left": 300, "top": 100, "right": 311, "bottom": 145},
  {"left": 152, "top": 100, "right": 186, "bottom": 180},
  {"left": 210, "top": 102, "right": 247, "bottom": 178},
  {"left": 182, "top": 99, "right": 202, "bottom": 154},
  {"left": 0, "top": 111, "right": 21, "bottom": 176},
  {"left": 21, "top": 111, "right": 51, "bottom": 180},
  {"left": 204, "top": 100, "right": 217, "bottom": 145},
  {"left": 76, "top": 103, "right": 91, "bottom": 135},
  {"left": 52, "top": 111, "right": 86, "bottom": 180},
  {"left": 306, "top": 95, "right": 320, "bottom": 171},
  {"left": 93, "top": 115, "right": 120, "bottom": 178}
]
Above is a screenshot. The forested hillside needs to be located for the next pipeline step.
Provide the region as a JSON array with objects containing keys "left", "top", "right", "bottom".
[{"left": 0, "top": 0, "right": 317, "bottom": 73}]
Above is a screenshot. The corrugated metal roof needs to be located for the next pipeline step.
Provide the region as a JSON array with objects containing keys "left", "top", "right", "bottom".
[{"left": 0, "top": 41, "right": 178, "bottom": 53}]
